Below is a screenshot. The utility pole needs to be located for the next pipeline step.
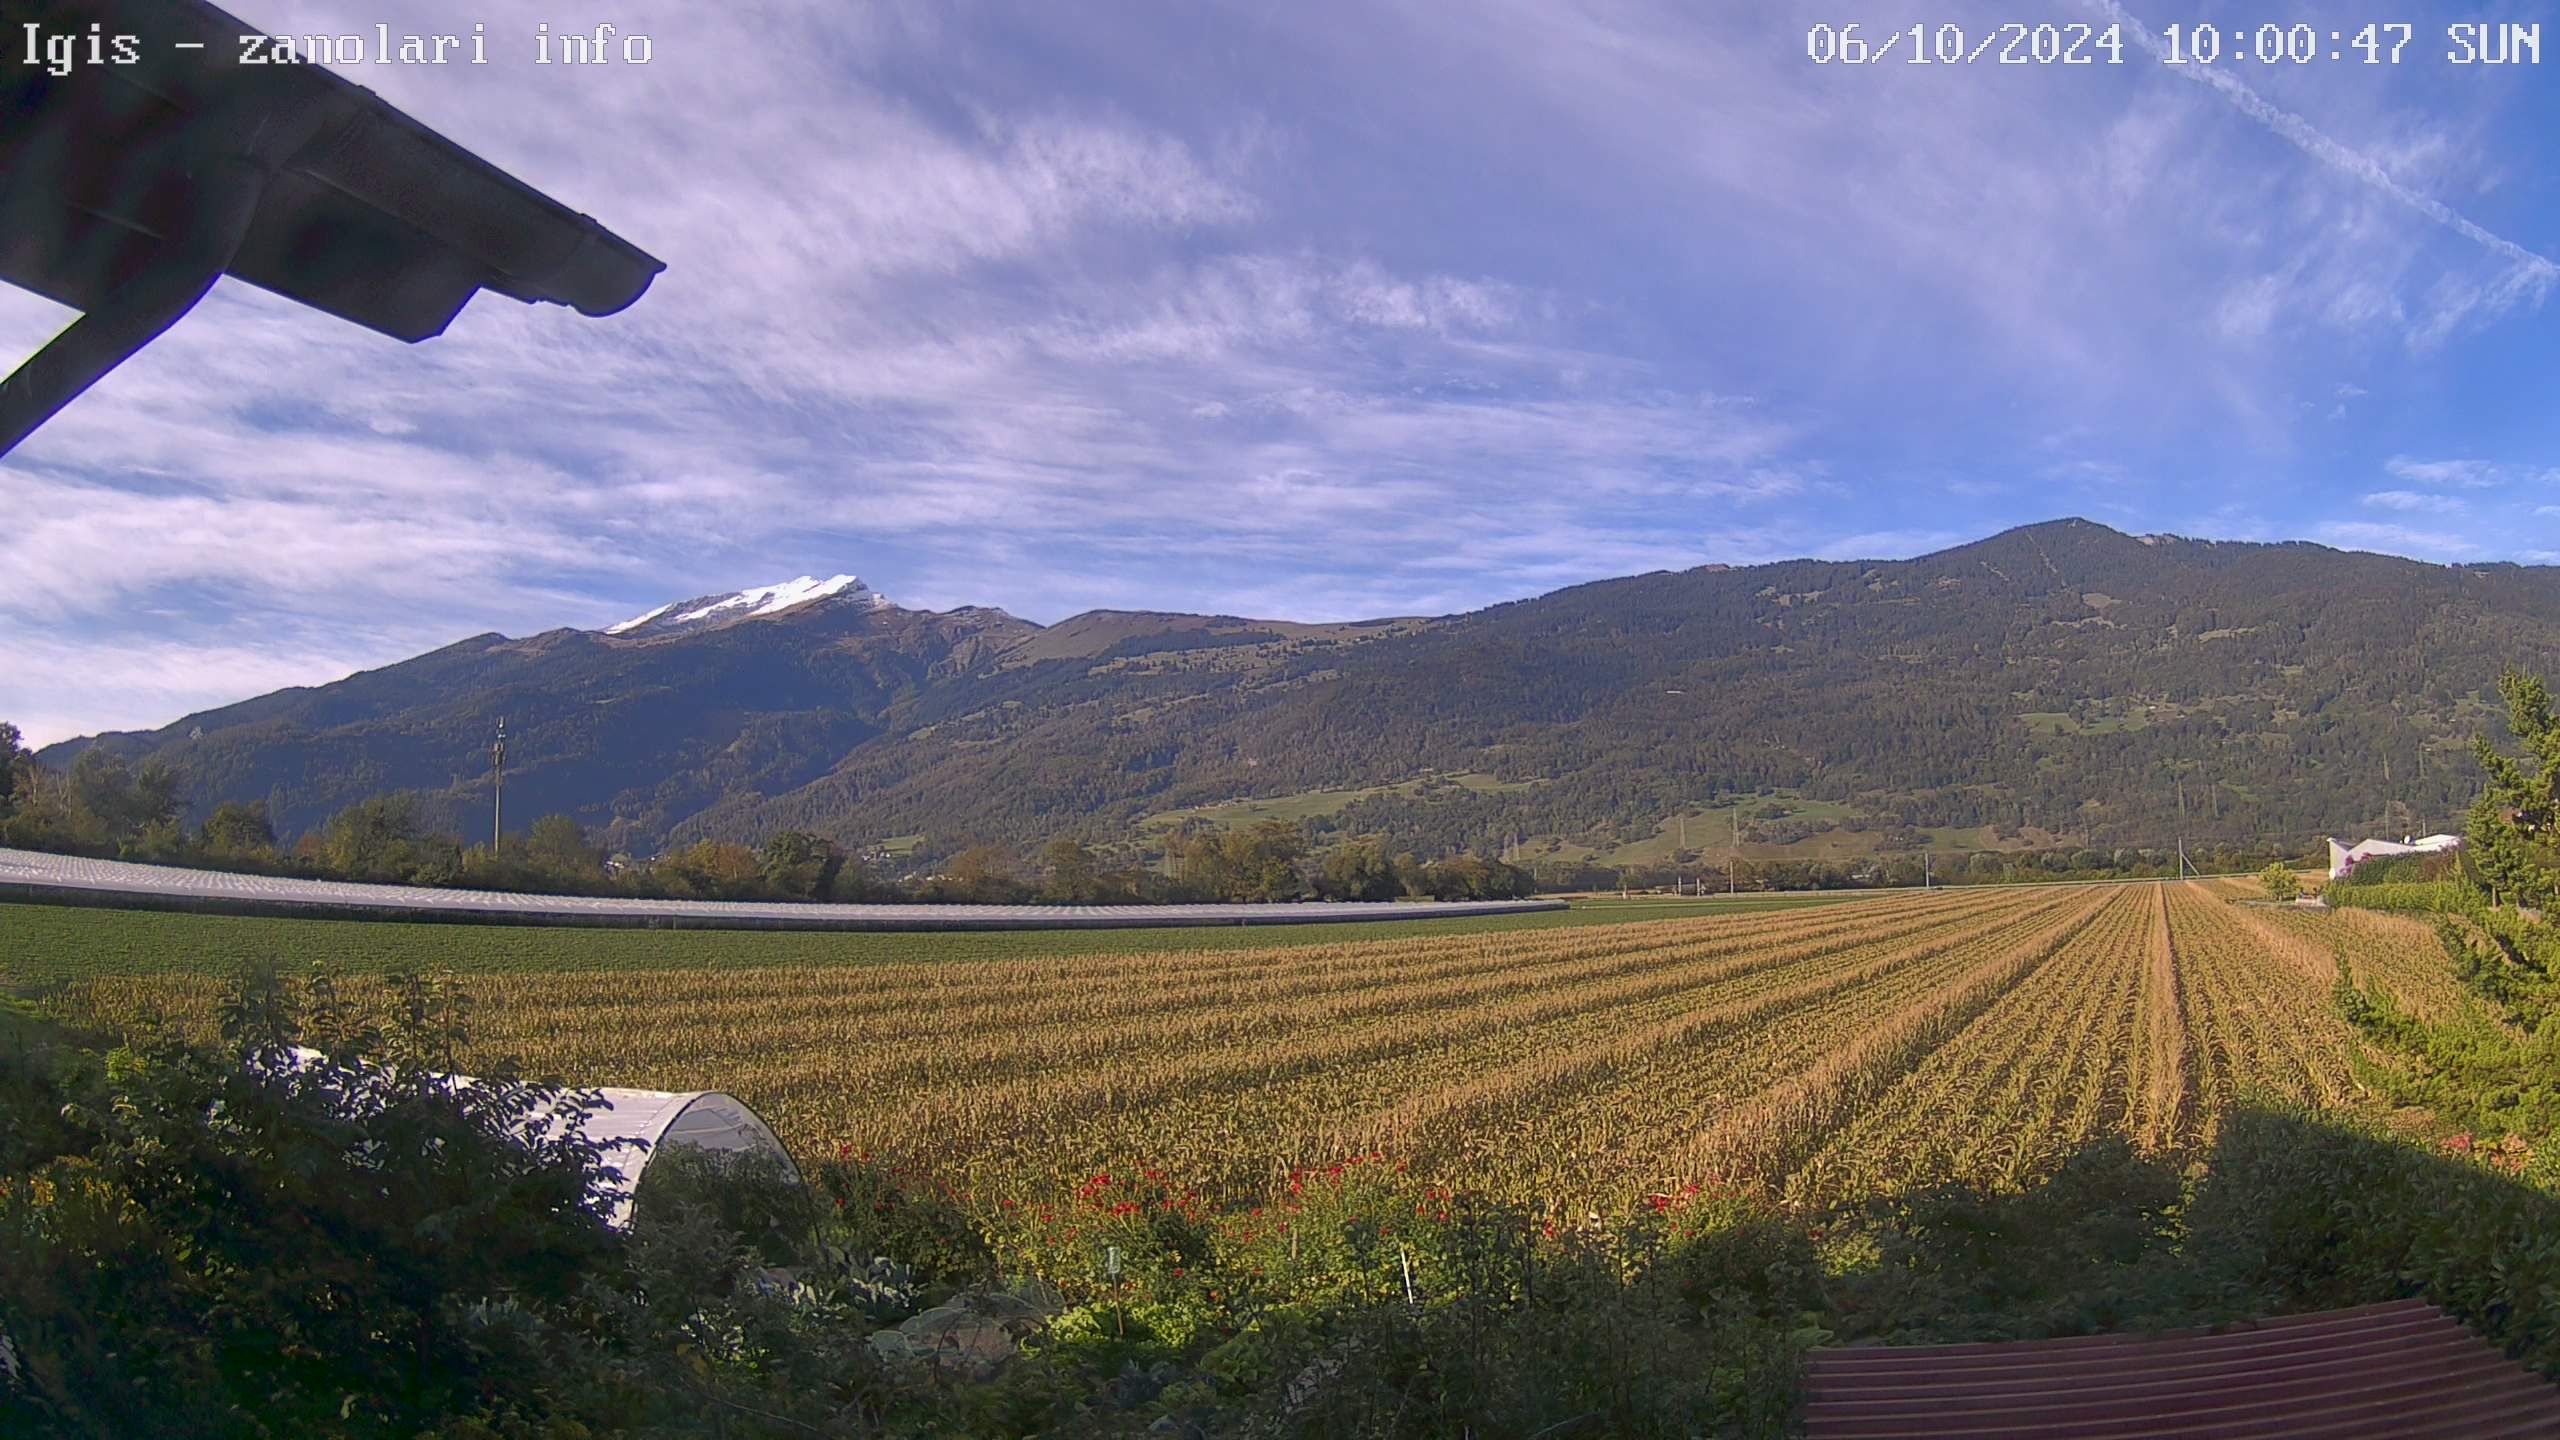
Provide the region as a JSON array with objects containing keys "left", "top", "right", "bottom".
[
  {"left": 1730, "top": 809, "right": 1740, "bottom": 895},
  {"left": 1923, "top": 850, "right": 1932, "bottom": 890},
  {"left": 2175, "top": 772, "right": 2196, "bottom": 879},
  {"left": 491, "top": 716, "right": 506, "bottom": 856}
]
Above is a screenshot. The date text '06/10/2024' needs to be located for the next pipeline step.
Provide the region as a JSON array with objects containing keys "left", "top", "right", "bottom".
[{"left": 1805, "top": 21, "right": 2540, "bottom": 66}]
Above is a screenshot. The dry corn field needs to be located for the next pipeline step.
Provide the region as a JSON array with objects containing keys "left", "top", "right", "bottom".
[{"left": 46, "top": 881, "right": 2441, "bottom": 1208}]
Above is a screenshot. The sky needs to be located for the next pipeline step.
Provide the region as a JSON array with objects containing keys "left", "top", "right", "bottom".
[{"left": 5, "top": 0, "right": 2560, "bottom": 745}]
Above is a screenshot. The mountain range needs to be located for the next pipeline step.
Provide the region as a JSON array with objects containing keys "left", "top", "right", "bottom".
[{"left": 39, "top": 519, "right": 2560, "bottom": 868}]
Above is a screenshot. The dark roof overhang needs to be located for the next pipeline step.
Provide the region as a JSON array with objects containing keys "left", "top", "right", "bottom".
[{"left": 0, "top": 0, "right": 663, "bottom": 455}]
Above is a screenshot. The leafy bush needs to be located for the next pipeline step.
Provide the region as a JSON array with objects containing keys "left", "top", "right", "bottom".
[
  {"left": 0, "top": 967, "right": 622, "bottom": 1436},
  {"left": 2325, "top": 880, "right": 2470, "bottom": 913},
  {"left": 0, "top": 967, "right": 897, "bottom": 1439},
  {"left": 809, "top": 1149, "right": 997, "bottom": 1289},
  {"left": 2182, "top": 1105, "right": 2560, "bottom": 1375}
]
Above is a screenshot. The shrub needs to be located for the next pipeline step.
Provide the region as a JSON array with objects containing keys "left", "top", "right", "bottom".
[
  {"left": 810, "top": 1150, "right": 997, "bottom": 1289},
  {"left": 0, "top": 967, "right": 622, "bottom": 1436},
  {"left": 2325, "top": 880, "right": 2469, "bottom": 913},
  {"left": 2182, "top": 1104, "right": 2560, "bottom": 1375}
]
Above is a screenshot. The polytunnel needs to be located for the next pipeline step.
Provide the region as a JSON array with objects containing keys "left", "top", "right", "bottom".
[
  {"left": 281, "top": 1047, "right": 799, "bottom": 1228},
  {"left": 574, "top": 1084, "right": 801, "bottom": 1228}
]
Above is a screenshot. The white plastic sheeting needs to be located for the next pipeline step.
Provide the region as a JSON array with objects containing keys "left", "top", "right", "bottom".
[
  {"left": 2326, "top": 833, "right": 2461, "bottom": 880},
  {"left": 576, "top": 1085, "right": 800, "bottom": 1227},
  {"left": 0, "top": 847, "right": 1563, "bottom": 931},
  {"left": 281, "top": 1047, "right": 798, "bottom": 1228}
]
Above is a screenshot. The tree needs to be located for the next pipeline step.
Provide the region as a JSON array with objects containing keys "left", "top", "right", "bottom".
[
  {"left": 1160, "top": 822, "right": 1311, "bottom": 901},
  {"left": 755, "top": 830, "right": 842, "bottom": 899},
  {"left": 0, "top": 720, "right": 23, "bottom": 819},
  {"left": 655, "top": 839, "right": 763, "bottom": 898},
  {"left": 825, "top": 852, "right": 878, "bottom": 902},
  {"left": 1221, "top": 822, "right": 1307, "bottom": 902},
  {"left": 0, "top": 764, "right": 104, "bottom": 853},
  {"left": 941, "top": 844, "right": 1022, "bottom": 902},
  {"left": 197, "top": 800, "right": 278, "bottom": 862},
  {"left": 524, "top": 814, "right": 608, "bottom": 882},
  {"left": 2468, "top": 667, "right": 2559, "bottom": 909},
  {"left": 1039, "top": 838, "right": 1105, "bottom": 903},
  {"left": 319, "top": 792, "right": 435, "bottom": 880},
  {"left": 2259, "top": 862, "right": 2300, "bottom": 903},
  {"left": 64, "top": 749, "right": 180, "bottom": 845},
  {"left": 1319, "top": 839, "right": 1400, "bottom": 901}
]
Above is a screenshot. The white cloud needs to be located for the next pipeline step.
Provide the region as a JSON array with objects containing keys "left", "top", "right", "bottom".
[
  {"left": 2315, "top": 521, "right": 2480, "bottom": 559},
  {"left": 2383, "top": 456, "right": 2556, "bottom": 488},
  {"left": 2362, "top": 490, "right": 2464, "bottom": 514}
]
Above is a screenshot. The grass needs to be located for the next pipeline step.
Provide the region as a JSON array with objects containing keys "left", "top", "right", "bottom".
[
  {"left": 1138, "top": 771, "right": 1539, "bottom": 832},
  {"left": 1149, "top": 780, "right": 2086, "bottom": 871},
  {"left": 1528, "top": 792, "right": 1862, "bottom": 868},
  {"left": 1553, "top": 793, "right": 2079, "bottom": 869},
  {"left": 0, "top": 890, "right": 1880, "bottom": 986},
  {"left": 2017, "top": 707, "right": 2165, "bottom": 738}
]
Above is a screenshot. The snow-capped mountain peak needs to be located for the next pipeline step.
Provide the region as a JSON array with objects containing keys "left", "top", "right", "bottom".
[{"left": 603, "top": 574, "right": 890, "bottom": 637}]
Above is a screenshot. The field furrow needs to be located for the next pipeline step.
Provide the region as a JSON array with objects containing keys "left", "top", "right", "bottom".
[{"left": 30, "top": 873, "right": 2417, "bottom": 1210}]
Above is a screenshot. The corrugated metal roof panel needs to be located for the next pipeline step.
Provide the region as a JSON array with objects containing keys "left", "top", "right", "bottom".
[{"left": 1804, "top": 1299, "right": 2560, "bottom": 1440}]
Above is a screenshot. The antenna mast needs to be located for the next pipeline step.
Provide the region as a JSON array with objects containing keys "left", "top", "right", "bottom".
[{"left": 491, "top": 716, "right": 506, "bottom": 856}]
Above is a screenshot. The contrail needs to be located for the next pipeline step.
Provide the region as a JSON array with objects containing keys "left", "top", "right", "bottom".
[{"left": 2085, "top": 0, "right": 2559, "bottom": 284}]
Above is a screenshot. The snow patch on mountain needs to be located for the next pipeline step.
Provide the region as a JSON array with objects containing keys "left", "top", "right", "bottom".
[
  {"left": 604, "top": 603, "right": 675, "bottom": 635},
  {"left": 676, "top": 574, "right": 870, "bottom": 624},
  {"left": 603, "top": 575, "right": 890, "bottom": 637}
]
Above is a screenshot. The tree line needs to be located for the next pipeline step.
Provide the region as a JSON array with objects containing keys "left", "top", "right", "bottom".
[
  {"left": 0, "top": 723, "right": 1533, "bottom": 906},
  {"left": 1560, "top": 839, "right": 2315, "bottom": 895}
]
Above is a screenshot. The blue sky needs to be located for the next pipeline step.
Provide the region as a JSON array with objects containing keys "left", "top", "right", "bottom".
[{"left": 4, "top": 0, "right": 2559, "bottom": 744}]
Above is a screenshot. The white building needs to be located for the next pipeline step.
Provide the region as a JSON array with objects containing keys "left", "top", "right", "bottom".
[{"left": 2326, "top": 833, "right": 2461, "bottom": 881}]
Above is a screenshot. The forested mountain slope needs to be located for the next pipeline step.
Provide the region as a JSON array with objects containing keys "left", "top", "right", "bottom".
[{"left": 44, "top": 520, "right": 2560, "bottom": 861}]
